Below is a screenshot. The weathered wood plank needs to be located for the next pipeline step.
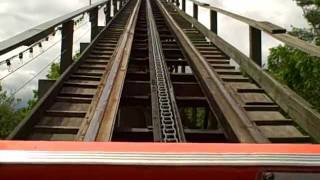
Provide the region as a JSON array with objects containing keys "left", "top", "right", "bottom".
[
  {"left": 158, "top": 0, "right": 269, "bottom": 143},
  {"left": 259, "top": 125, "right": 310, "bottom": 143},
  {"left": 170, "top": 2, "right": 320, "bottom": 142},
  {"left": 249, "top": 26, "right": 262, "bottom": 66},
  {"left": 180, "top": 0, "right": 320, "bottom": 58},
  {"left": 0, "top": 0, "right": 108, "bottom": 54},
  {"left": 83, "top": 0, "right": 141, "bottom": 141},
  {"left": 8, "top": 0, "right": 130, "bottom": 140}
]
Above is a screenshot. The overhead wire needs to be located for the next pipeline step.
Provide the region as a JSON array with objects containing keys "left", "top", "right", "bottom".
[
  {"left": 0, "top": 13, "right": 92, "bottom": 67},
  {"left": 0, "top": 38, "right": 63, "bottom": 81},
  {"left": 0, "top": 14, "right": 96, "bottom": 81},
  {"left": 12, "top": 50, "right": 66, "bottom": 96},
  {"left": 1, "top": 11, "right": 102, "bottom": 96}
]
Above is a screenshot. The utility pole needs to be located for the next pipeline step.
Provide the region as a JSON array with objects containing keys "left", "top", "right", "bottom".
[{"left": 90, "top": 0, "right": 92, "bottom": 5}]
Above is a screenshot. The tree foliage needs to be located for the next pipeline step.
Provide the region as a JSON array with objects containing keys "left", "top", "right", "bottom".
[
  {"left": 268, "top": 46, "right": 320, "bottom": 110},
  {"left": 47, "top": 51, "right": 80, "bottom": 80},
  {"left": 294, "top": 0, "right": 320, "bottom": 44},
  {"left": 46, "top": 63, "right": 60, "bottom": 80},
  {"left": 0, "top": 86, "right": 24, "bottom": 138},
  {"left": 0, "top": 60, "right": 61, "bottom": 139},
  {"left": 0, "top": 46, "right": 83, "bottom": 138},
  {"left": 180, "top": 108, "right": 206, "bottom": 129},
  {"left": 268, "top": 0, "right": 320, "bottom": 111}
]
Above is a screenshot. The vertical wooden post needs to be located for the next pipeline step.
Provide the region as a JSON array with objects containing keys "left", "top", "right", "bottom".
[
  {"left": 80, "top": 43, "right": 90, "bottom": 54},
  {"left": 117, "top": 0, "right": 121, "bottom": 10},
  {"left": 192, "top": 108, "right": 197, "bottom": 125},
  {"left": 203, "top": 108, "right": 209, "bottom": 129},
  {"left": 181, "top": 65, "right": 186, "bottom": 73},
  {"left": 113, "top": 0, "right": 118, "bottom": 15},
  {"left": 176, "top": 0, "right": 180, "bottom": 7},
  {"left": 249, "top": 26, "right": 262, "bottom": 66},
  {"left": 193, "top": 3, "right": 198, "bottom": 20},
  {"left": 105, "top": 0, "right": 111, "bottom": 24},
  {"left": 182, "top": 0, "right": 186, "bottom": 11},
  {"left": 119, "top": 0, "right": 123, "bottom": 9},
  {"left": 38, "top": 79, "right": 56, "bottom": 98},
  {"left": 210, "top": 10, "right": 217, "bottom": 34},
  {"left": 90, "top": 7, "right": 99, "bottom": 41},
  {"left": 60, "top": 20, "right": 74, "bottom": 74}
]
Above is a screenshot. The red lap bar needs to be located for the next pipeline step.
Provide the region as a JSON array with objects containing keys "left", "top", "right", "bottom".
[{"left": 0, "top": 141, "right": 320, "bottom": 180}]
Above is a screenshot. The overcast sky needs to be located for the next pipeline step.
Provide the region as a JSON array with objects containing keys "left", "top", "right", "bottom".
[
  {"left": 0, "top": 0, "right": 309, "bottom": 108},
  {"left": 0, "top": 0, "right": 100, "bottom": 108},
  {"left": 185, "top": 0, "right": 309, "bottom": 62}
]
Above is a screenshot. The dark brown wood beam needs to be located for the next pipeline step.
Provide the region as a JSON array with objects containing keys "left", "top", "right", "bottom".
[
  {"left": 120, "top": 96, "right": 208, "bottom": 107},
  {"left": 112, "top": 127, "right": 227, "bottom": 142},
  {"left": 123, "top": 80, "right": 203, "bottom": 97}
]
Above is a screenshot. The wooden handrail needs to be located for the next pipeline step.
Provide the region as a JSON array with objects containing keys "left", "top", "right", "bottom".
[
  {"left": 180, "top": 0, "right": 320, "bottom": 58},
  {"left": 7, "top": 0, "right": 128, "bottom": 140},
  {"left": 0, "top": 0, "right": 109, "bottom": 55},
  {"left": 169, "top": 1, "right": 320, "bottom": 142}
]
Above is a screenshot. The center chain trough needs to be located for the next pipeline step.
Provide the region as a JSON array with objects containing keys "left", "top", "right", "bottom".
[{"left": 147, "top": 0, "right": 184, "bottom": 142}]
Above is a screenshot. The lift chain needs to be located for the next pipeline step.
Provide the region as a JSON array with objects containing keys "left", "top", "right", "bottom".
[{"left": 147, "top": 0, "right": 179, "bottom": 142}]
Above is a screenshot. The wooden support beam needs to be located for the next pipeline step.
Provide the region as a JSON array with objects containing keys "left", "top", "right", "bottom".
[
  {"left": 8, "top": 1, "right": 111, "bottom": 140},
  {"left": 204, "top": 108, "right": 209, "bottom": 129},
  {"left": 123, "top": 81, "right": 204, "bottom": 97},
  {"left": 60, "top": 20, "right": 74, "bottom": 74},
  {"left": 113, "top": 128, "right": 227, "bottom": 142},
  {"left": 80, "top": 43, "right": 90, "bottom": 53},
  {"left": 90, "top": 7, "right": 99, "bottom": 41},
  {"left": 182, "top": 0, "right": 186, "bottom": 12},
  {"left": 38, "top": 79, "right": 56, "bottom": 98},
  {"left": 118, "top": 0, "right": 122, "bottom": 9},
  {"left": 193, "top": 3, "right": 198, "bottom": 20},
  {"left": 113, "top": 0, "right": 118, "bottom": 15},
  {"left": 169, "top": 3, "right": 320, "bottom": 142},
  {"left": 120, "top": 0, "right": 125, "bottom": 9},
  {"left": 83, "top": 0, "right": 141, "bottom": 141},
  {"left": 258, "top": 21, "right": 286, "bottom": 34},
  {"left": 210, "top": 10, "right": 217, "bottom": 34},
  {"left": 105, "top": 0, "right": 112, "bottom": 23},
  {"left": 249, "top": 26, "right": 262, "bottom": 66},
  {"left": 158, "top": 1, "right": 269, "bottom": 143},
  {"left": 121, "top": 96, "right": 208, "bottom": 107},
  {"left": 0, "top": 0, "right": 109, "bottom": 55},
  {"left": 149, "top": 49, "right": 162, "bottom": 142}
]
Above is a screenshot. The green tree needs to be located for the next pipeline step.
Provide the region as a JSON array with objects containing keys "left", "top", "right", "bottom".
[
  {"left": 46, "top": 63, "right": 60, "bottom": 80},
  {"left": 267, "top": 0, "right": 320, "bottom": 111},
  {"left": 46, "top": 51, "right": 80, "bottom": 80},
  {"left": 0, "top": 59, "right": 62, "bottom": 138},
  {"left": 19, "top": 90, "right": 39, "bottom": 117},
  {"left": 0, "top": 86, "right": 24, "bottom": 138},
  {"left": 0, "top": 50, "right": 80, "bottom": 138}
]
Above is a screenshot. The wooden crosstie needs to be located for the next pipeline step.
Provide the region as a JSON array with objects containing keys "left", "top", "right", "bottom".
[
  {"left": 0, "top": 0, "right": 317, "bottom": 144},
  {"left": 0, "top": 1, "right": 320, "bottom": 177}
]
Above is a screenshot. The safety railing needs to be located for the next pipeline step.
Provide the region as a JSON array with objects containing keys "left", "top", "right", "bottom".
[
  {"left": 167, "top": 0, "right": 320, "bottom": 142},
  {"left": 0, "top": 0, "right": 132, "bottom": 74},
  {"left": 0, "top": 0, "right": 128, "bottom": 97},
  {"left": 171, "top": 0, "right": 320, "bottom": 66}
]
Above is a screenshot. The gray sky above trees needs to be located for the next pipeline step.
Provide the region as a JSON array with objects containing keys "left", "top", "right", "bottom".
[{"left": 0, "top": 0, "right": 310, "bottom": 107}]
